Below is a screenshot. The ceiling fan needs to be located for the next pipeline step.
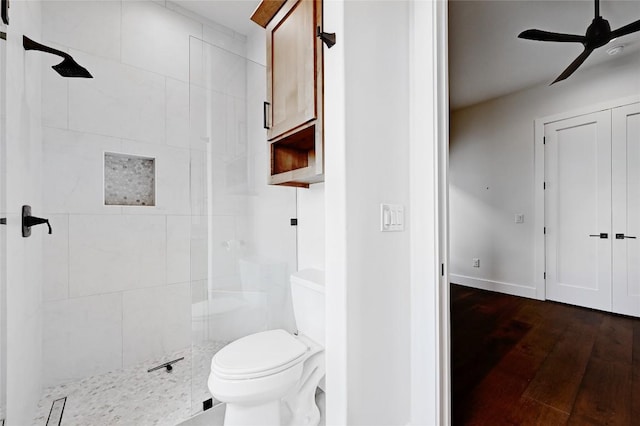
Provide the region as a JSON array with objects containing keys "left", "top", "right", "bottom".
[{"left": 518, "top": 0, "right": 640, "bottom": 84}]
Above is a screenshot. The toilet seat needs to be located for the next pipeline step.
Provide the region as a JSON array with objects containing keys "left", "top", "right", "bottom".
[{"left": 212, "top": 330, "right": 309, "bottom": 380}]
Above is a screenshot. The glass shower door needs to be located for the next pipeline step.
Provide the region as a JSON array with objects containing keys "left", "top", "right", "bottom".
[
  {"left": 188, "top": 37, "right": 298, "bottom": 416},
  {"left": 0, "top": 20, "right": 6, "bottom": 424}
]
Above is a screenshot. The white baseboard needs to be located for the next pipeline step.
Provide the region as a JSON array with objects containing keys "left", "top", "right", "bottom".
[{"left": 450, "top": 274, "right": 538, "bottom": 299}]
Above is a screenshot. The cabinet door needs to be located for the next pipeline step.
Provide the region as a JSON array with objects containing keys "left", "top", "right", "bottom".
[
  {"left": 612, "top": 103, "right": 640, "bottom": 317},
  {"left": 266, "top": 0, "right": 320, "bottom": 140}
]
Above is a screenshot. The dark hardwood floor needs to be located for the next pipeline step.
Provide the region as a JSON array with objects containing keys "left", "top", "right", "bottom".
[{"left": 451, "top": 284, "right": 640, "bottom": 426}]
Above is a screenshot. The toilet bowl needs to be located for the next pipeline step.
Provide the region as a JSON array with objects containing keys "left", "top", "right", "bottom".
[{"left": 208, "top": 269, "right": 325, "bottom": 426}]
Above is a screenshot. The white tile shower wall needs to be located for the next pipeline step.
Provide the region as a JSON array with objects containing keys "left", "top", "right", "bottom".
[
  {"left": 203, "top": 25, "right": 247, "bottom": 58},
  {"left": 210, "top": 156, "right": 249, "bottom": 217},
  {"left": 43, "top": 293, "right": 123, "bottom": 387},
  {"left": 121, "top": 1, "right": 202, "bottom": 82},
  {"left": 41, "top": 45, "right": 69, "bottom": 129},
  {"left": 167, "top": 215, "right": 192, "bottom": 284},
  {"left": 42, "top": 0, "right": 121, "bottom": 61},
  {"left": 246, "top": 26, "right": 266, "bottom": 67},
  {"left": 188, "top": 83, "right": 207, "bottom": 152},
  {"left": 43, "top": 127, "right": 122, "bottom": 215},
  {"left": 208, "top": 91, "right": 239, "bottom": 158},
  {"left": 246, "top": 61, "right": 265, "bottom": 157},
  {"left": 190, "top": 150, "right": 207, "bottom": 216},
  {"left": 163, "top": 1, "right": 247, "bottom": 59},
  {"left": 210, "top": 216, "right": 240, "bottom": 279},
  {"left": 190, "top": 215, "right": 208, "bottom": 282},
  {"left": 166, "top": 78, "right": 190, "bottom": 149},
  {"left": 68, "top": 215, "right": 167, "bottom": 297},
  {"left": 122, "top": 283, "right": 191, "bottom": 367},
  {"left": 68, "top": 50, "right": 166, "bottom": 144},
  {"left": 43, "top": 214, "right": 69, "bottom": 302},
  {"left": 40, "top": 0, "right": 250, "bottom": 386}
]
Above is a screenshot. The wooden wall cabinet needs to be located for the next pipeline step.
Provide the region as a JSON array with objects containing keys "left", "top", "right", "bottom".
[{"left": 252, "top": 0, "right": 324, "bottom": 188}]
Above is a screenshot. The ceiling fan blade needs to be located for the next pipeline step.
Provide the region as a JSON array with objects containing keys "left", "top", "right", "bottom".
[
  {"left": 519, "top": 29, "right": 585, "bottom": 43},
  {"left": 551, "top": 48, "right": 594, "bottom": 85},
  {"left": 611, "top": 18, "right": 640, "bottom": 39}
]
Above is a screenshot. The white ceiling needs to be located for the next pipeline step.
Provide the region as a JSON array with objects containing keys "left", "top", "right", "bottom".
[
  {"left": 174, "top": 0, "right": 260, "bottom": 35},
  {"left": 175, "top": 0, "right": 640, "bottom": 110},
  {"left": 449, "top": 0, "right": 640, "bottom": 109}
]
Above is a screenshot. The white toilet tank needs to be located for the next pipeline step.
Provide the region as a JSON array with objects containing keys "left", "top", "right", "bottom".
[{"left": 290, "top": 269, "right": 325, "bottom": 346}]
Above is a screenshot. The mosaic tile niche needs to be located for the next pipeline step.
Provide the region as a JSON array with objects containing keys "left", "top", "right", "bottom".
[{"left": 104, "top": 152, "right": 155, "bottom": 206}]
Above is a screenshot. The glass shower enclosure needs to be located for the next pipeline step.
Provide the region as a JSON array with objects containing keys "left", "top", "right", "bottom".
[
  {"left": 188, "top": 37, "right": 298, "bottom": 415},
  {"left": 0, "top": 17, "right": 6, "bottom": 424},
  {"left": 0, "top": 4, "right": 297, "bottom": 423}
]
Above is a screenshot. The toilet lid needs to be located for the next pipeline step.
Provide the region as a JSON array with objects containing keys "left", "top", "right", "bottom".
[{"left": 212, "top": 329, "right": 308, "bottom": 378}]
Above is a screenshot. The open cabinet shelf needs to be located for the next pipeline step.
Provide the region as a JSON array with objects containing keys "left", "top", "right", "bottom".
[{"left": 269, "top": 123, "right": 323, "bottom": 187}]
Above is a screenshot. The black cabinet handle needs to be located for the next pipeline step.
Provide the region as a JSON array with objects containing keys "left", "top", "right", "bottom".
[{"left": 263, "top": 101, "right": 270, "bottom": 129}]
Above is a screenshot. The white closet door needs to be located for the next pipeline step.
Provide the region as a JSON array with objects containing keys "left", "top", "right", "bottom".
[
  {"left": 612, "top": 103, "right": 640, "bottom": 316},
  {"left": 545, "top": 111, "right": 612, "bottom": 311}
]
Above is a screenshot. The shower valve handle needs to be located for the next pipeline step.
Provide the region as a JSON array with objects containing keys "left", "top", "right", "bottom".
[
  {"left": 25, "top": 216, "right": 52, "bottom": 234},
  {"left": 22, "top": 205, "right": 52, "bottom": 237}
]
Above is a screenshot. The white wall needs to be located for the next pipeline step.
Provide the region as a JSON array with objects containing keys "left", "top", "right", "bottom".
[
  {"left": 450, "top": 51, "right": 640, "bottom": 297},
  {"left": 4, "top": 0, "right": 44, "bottom": 423},
  {"left": 297, "top": 183, "right": 325, "bottom": 270},
  {"left": 39, "top": 0, "right": 250, "bottom": 386},
  {"left": 341, "top": 2, "right": 412, "bottom": 424},
  {"left": 246, "top": 25, "right": 265, "bottom": 66}
]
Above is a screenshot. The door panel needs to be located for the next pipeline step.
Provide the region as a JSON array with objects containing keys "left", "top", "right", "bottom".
[
  {"left": 267, "top": 0, "right": 318, "bottom": 140},
  {"left": 612, "top": 103, "right": 640, "bottom": 316},
  {"left": 545, "top": 111, "right": 612, "bottom": 311}
]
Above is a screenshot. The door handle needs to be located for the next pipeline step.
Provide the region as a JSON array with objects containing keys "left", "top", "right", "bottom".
[
  {"left": 616, "top": 233, "right": 636, "bottom": 239},
  {"left": 589, "top": 233, "right": 608, "bottom": 239}
]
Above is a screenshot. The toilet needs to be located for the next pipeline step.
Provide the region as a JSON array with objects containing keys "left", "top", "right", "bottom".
[{"left": 208, "top": 269, "right": 325, "bottom": 426}]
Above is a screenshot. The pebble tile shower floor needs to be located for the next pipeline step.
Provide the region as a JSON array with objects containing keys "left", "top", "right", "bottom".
[{"left": 33, "top": 341, "right": 227, "bottom": 426}]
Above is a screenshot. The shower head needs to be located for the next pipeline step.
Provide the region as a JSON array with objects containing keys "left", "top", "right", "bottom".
[
  {"left": 23, "top": 35, "right": 93, "bottom": 78},
  {"left": 52, "top": 57, "right": 93, "bottom": 78}
]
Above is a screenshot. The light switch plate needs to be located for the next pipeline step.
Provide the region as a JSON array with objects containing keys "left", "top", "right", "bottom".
[
  {"left": 380, "top": 204, "right": 404, "bottom": 232},
  {"left": 515, "top": 214, "right": 524, "bottom": 224}
]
